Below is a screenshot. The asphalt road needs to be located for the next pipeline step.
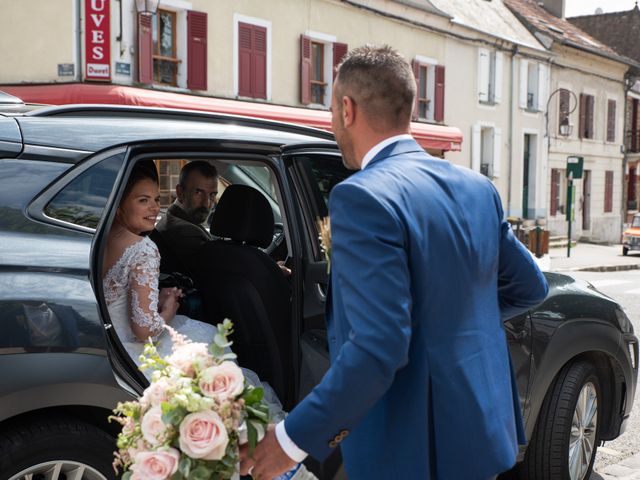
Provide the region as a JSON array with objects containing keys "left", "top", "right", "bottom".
[{"left": 567, "top": 269, "right": 640, "bottom": 473}]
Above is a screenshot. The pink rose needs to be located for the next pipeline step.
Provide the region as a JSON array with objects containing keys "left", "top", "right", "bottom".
[
  {"left": 142, "top": 377, "right": 171, "bottom": 406},
  {"left": 167, "top": 342, "right": 211, "bottom": 377},
  {"left": 131, "top": 448, "right": 180, "bottom": 480},
  {"left": 199, "top": 361, "right": 244, "bottom": 401},
  {"left": 141, "top": 406, "right": 168, "bottom": 446},
  {"left": 179, "top": 410, "right": 229, "bottom": 460}
]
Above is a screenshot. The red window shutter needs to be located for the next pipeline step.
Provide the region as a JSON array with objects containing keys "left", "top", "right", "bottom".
[
  {"left": 605, "top": 170, "right": 614, "bottom": 212},
  {"left": 138, "top": 14, "right": 153, "bottom": 85},
  {"left": 607, "top": 99, "right": 616, "bottom": 142},
  {"left": 550, "top": 169, "right": 559, "bottom": 215},
  {"left": 300, "top": 35, "right": 312, "bottom": 105},
  {"left": 587, "top": 95, "right": 595, "bottom": 139},
  {"left": 578, "top": 94, "right": 586, "bottom": 139},
  {"left": 253, "top": 26, "right": 267, "bottom": 99},
  {"left": 434, "top": 65, "right": 445, "bottom": 123},
  {"left": 411, "top": 59, "right": 420, "bottom": 120},
  {"left": 238, "top": 23, "right": 253, "bottom": 97},
  {"left": 187, "top": 11, "right": 207, "bottom": 90},
  {"left": 332, "top": 42, "right": 348, "bottom": 81}
]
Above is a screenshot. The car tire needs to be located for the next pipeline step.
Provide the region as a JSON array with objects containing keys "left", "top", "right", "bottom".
[
  {"left": 0, "top": 417, "right": 117, "bottom": 480},
  {"left": 518, "top": 361, "right": 600, "bottom": 480},
  {"left": 623, "top": 246, "right": 629, "bottom": 256}
]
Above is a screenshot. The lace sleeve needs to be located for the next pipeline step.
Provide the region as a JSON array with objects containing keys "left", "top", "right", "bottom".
[{"left": 127, "top": 241, "right": 165, "bottom": 342}]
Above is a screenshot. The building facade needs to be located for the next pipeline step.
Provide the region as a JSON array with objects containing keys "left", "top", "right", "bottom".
[{"left": 506, "top": 0, "right": 633, "bottom": 243}]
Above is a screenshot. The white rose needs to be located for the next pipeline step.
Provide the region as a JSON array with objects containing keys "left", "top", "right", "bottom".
[
  {"left": 179, "top": 410, "right": 229, "bottom": 460},
  {"left": 131, "top": 448, "right": 180, "bottom": 480},
  {"left": 140, "top": 406, "right": 168, "bottom": 446},
  {"left": 167, "top": 342, "right": 211, "bottom": 377},
  {"left": 199, "top": 361, "right": 244, "bottom": 401},
  {"left": 141, "top": 377, "right": 172, "bottom": 406}
]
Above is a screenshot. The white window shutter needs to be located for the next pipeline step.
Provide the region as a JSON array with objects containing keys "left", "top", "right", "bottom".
[
  {"left": 537, "top": 63, "right": 549, "bottom": 112},
  {"left": 478, "top": 48, "right": 489, "bottom": 103},
  {"left": 493, "top": 127, "right": 502, "bottom": 179},
  {"left": 519, "top": 58, "right": 528, "bottom": 109},
  {"left": 471, "top": 124, "right": 481, "bottom": 171},
  {"left": 494, "top": 51, "right": 503, "bottom": 104}
]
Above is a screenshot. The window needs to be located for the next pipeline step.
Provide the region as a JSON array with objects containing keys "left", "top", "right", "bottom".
[
  {"left": 471, "top": 124, "right": 502, "bottom": 179},
  {"left": 157, "top": 159, "right": 187, "bottom": 208},
  {"left": 412, "top": 58, "right": 445, "bottom": 122},
  {"left": 477, "top": 48, "right": 502, "bottom": 104},
  {"left": 607, "top": 99, "right": 617, "bottom": 143},
  {"left": 300, "top": 35, "right": 347, "bottom": 107},
  {"left": 310, "top": 42, "right": 326, "bottom": 105},
  {"left": 519, "top": 59, "right": 548, "bottom": 112},
  {"left": 579, "top": 93, "right": 595, "bottom": 139},
  {"left": 550, "top": 168, "right": 562, "bottom": 216},
  {"left": 137, "top": 8, "right": 207, "bottom": 89},
  {"left": 44, "top": 154, "right": 124, "bottom": 229},
  {"left": 238, "top": 21, "right": 268, "bottom": 99},
  {"left": 558, "top": 89, "right": 571, "bottom": 135},
  {"left": 152, "top": 9, "right": 178, "bottom": 85},
  {"left": 605, "top": 170, "right": 614, "bottom": 213}
]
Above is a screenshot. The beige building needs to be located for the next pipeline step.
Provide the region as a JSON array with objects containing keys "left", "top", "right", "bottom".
[{"left": 506, "top": 0, "right": 634, "bottom": 243}]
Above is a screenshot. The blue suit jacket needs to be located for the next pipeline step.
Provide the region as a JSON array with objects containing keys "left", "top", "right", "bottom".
[{"left": 285, "top": 139, "right": 548, "bottom": 479}]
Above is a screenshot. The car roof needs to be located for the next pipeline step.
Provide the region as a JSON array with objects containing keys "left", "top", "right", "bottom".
[{"left": 14, "top": 104, "right": 336, "bottom": 160}]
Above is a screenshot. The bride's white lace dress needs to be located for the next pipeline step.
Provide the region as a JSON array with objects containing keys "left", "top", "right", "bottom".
[{"left": 103, "top": 236, "right": 284, "bottom": 420}]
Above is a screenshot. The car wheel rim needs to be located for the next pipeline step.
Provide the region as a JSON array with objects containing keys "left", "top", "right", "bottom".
[
  {"left": 8, "top": 460, "right": 108, "bottom": 480},
  {"left": 568, "top": 381, "right": 598, "bottom": 480}
]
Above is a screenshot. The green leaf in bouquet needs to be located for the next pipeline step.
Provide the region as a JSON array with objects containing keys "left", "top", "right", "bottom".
[
  {"left": 122, "top": 472, "right": 133, "bottom": 480},
  {"left": 189, "top": 465, "right": 214, "bottom": 480},
  {"left": 170, "top": 472, "right": 185, "bottom": 480},
  {"left": 242, "top": 385, "right": 264, "bottom": 404},
  {"left": 161, "top": 403, "right": 187, "bottom": 427},
  {"left": 246, "top": 404, "right": 269, "bottom": 423},
  {"left": 178, "top": 456, "right": 192, "bottom": 478},
  {"left": 247, "top": 419, "right": 258, "bottom": 451}
]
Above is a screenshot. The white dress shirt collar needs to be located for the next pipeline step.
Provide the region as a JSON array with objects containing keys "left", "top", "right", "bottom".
[{"left": 360, "top": 134, "right": 413, "bottom": 170}]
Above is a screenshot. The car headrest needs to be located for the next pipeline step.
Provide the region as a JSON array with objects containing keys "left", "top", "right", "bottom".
[{"left": 210, "top": 184, "right": 274, "bottom": 248}]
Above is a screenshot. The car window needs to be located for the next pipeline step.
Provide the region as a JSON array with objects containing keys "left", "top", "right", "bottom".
[
  {"left": 304, "top": 155, "right": 351, "bottom": 208},
  {"left": 44, "top": 153, "right": 124, "bottom": 229}
]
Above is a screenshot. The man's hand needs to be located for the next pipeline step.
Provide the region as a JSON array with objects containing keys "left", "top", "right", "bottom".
[
  {"left": 239, "top": 424, "right": 297, "bottom": 479},
  {"left": 277, "top": 260, "right": 292, "bottom": 277}
]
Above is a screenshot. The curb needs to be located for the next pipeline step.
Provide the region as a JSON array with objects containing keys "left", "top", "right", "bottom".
[{"left": 553, "top": 264, "right": 640, "bottom": 273}]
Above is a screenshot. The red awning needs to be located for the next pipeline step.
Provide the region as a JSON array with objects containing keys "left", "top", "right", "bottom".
[{"left": 3, "top": 83, "right": 462, "bottom": 151}]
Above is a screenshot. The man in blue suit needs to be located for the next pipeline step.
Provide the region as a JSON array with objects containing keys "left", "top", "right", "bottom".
[{"left": 241, "top": 45, "right": 548, "bottom": 479}]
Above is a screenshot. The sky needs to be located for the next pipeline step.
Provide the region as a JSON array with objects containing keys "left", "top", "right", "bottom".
[{"left": 565, "top": 0, "right": 638, "bottom": 17}]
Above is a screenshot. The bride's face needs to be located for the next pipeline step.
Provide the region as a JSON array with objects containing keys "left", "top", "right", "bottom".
[{"left": 117, "top": 178, "right": 160, "bottom": 235}]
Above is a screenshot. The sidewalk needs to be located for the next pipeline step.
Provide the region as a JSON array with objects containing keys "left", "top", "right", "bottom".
[
  {"left": 533, "top": 243, "right": 640, "bottom": 273},
  {"left": 595, "top": 454, "right": 640, "bottom": 479}
]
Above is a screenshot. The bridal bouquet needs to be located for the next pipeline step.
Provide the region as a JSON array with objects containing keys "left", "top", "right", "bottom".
[
  {"left": 317, "top": 216, "right": 331, "bottom": 273},
  {"left": 110, "top": 320, "right": 269, "bottom": 480}
]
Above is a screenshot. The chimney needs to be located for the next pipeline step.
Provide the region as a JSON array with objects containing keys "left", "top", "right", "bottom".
[{"left": 538, "top": 0, "right": 565, "bottom": 18}]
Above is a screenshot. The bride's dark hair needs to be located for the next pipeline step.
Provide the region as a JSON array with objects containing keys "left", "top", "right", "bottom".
[{"left": 122, "top": 160, "right": 159, "bottom": 200}]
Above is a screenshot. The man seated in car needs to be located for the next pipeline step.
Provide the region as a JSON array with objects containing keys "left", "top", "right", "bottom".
[{"left": 153, "top": 160, "right": 219, "bottom": 276}]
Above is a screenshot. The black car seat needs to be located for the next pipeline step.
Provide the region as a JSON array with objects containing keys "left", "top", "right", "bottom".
[{"left": 198, "top": 184, "right": 292, "bottom": 405}]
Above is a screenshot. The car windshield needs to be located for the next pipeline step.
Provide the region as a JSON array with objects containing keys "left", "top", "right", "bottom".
[{"left": 633, "top": 216, "right": 640, "bottom": 228}]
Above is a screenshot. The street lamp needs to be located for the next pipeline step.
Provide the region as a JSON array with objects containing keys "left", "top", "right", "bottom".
[
  {"left": 545, "top": 87, "right": 577, "bottom": 150},
  {"left": 135, "top": 0, "right": 160, "bottom": 15},
  {"left": 559, "top": 116, "right": 573, "bottom": 137}
]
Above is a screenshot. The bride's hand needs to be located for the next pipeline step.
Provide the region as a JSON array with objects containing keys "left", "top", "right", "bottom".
[{"left": 159, "top": 287, "right": 181, "bottom": 322}]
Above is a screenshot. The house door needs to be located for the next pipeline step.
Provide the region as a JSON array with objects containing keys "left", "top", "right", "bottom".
[
  {"left": 582, "top": 170, "right": 591, "bottom": 231},
  {"left": 523, "top": 134, "right": 530, "bottom": 218}
]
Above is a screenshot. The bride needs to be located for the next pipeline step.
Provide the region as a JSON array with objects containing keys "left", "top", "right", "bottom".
[{"left": 102, "top": 161, "right": 284, "bottom": 418}]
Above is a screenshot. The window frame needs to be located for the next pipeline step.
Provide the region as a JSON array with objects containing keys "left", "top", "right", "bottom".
[
  {"left": 606, "top": 98, "right": 617, "bottom": 143},
  {"left": 152, "top": 8, "right": 179, "bottom": 86},
  {"left": 310, "top": 41, "right": 327, "bottom": 105}
]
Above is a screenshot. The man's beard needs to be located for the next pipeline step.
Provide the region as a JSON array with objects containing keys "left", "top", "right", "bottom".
[{"left": 187, "top": 206, "right": 210, "bottom": 224}]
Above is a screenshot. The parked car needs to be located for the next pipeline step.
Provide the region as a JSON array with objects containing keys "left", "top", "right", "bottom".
[
  {"left": 622, "top": 213, "right": 640, "bottom": 256},
  {"left": 0, "top": 100, "right": 636, "bottom": 480}
]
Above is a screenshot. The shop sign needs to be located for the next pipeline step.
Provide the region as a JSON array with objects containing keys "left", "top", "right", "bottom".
[
  {"left": 85, "top": 0, "right": 111, "bottom": 81},
  {"left": 116, "top": 62, "right": 131, "bottom": 76},
  {"left": 58, "top": 63, "right": 75, "bottom": 77}
]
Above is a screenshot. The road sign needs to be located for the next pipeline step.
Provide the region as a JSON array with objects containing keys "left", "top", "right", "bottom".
[{"left": 567, "top": 156, "right": 584, "bottom": 179}]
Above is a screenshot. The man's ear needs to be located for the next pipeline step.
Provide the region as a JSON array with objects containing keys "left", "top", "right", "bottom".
[
  {"left": 175, "top": 183, "right": 184, "bottom": 201},
  {"left": 342, "top": 96, "right": 356, "bottom": 128}
]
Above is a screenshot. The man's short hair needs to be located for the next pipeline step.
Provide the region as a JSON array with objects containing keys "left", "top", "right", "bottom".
[
  {"left": 179, "top": 160, "right": 218, "bottom": 187},
  {"left": 336, "top": 45, "right": 416, "bottom": 131}
]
